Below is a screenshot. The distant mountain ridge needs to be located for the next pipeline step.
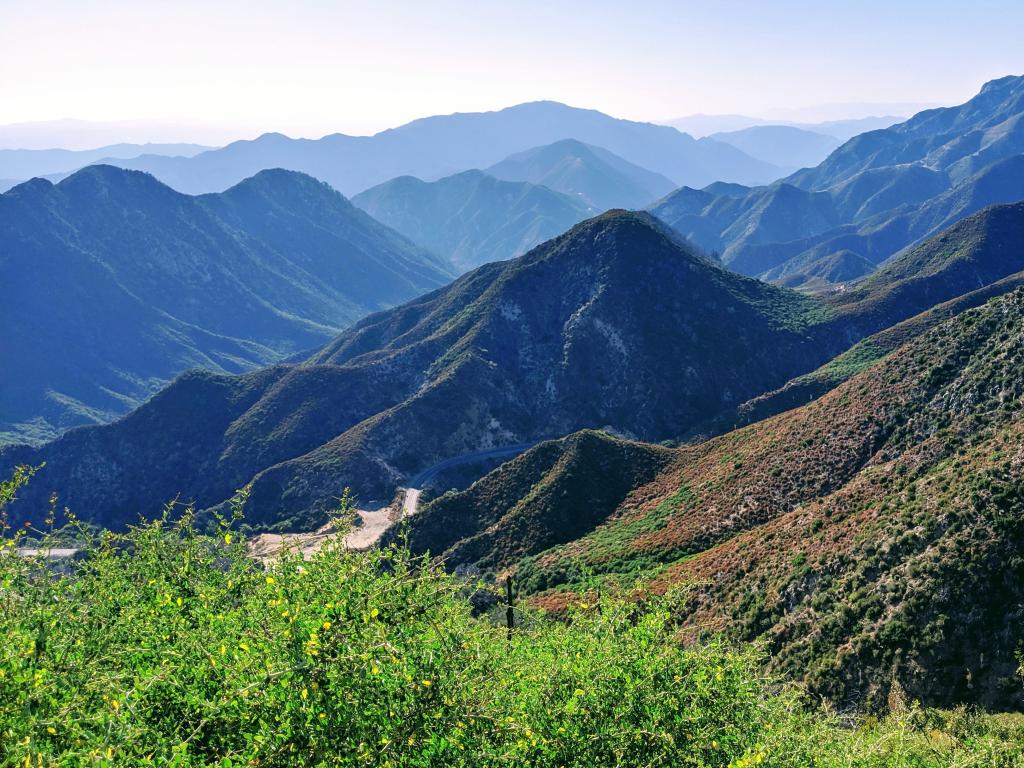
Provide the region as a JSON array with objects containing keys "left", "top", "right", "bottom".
[
  {"left": 0, "top": 143, "right": 213, "bottom": 191},
  {"left": 484, "top": 139, "right": 676, "bottom": 210},
  {"left": 651, "top": 75, "right": 1024, "bottom": 286},
  {"left": 101, "top": 101, "right": 783, "bottom": 195},
  {"left": 352, "top": 169, "right": 593, "bottom": 272},
  {"left": 707, "top": 126, "right": 842, "bottom": 173},
  {"left": 0, "top": 165, "right": 452, "bottom": 445},
  {"left": 661, "top": 114, "right": 906, "bottom": 141},
  {"left": 353, "top": 140, "right": 676, "bottom": 271}
]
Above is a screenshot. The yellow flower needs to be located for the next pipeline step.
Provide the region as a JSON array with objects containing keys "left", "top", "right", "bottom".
[
  {"left": 371, "top": 664, "right": 381, "bottom": 675},
  {"left": 421, "top": 679, "right": 432, "bottom": 688},
  {"left": 224, "top": 533, "right": 233, "bottom": 544},
  {"left": 322, "top": 621, "right": 332, "bottom": 631},
  {"left": 110, "top": 699, "right": 120, "bottom": 712},
  {"left": 46, "top": 726, "right": 56, "bottom": 735},
  {"left": 266, "top": 576, "right": 275, "bottom": 585},
  {"left": 301, "top": 688, "right": 309, "bottom": 700},
  {"left": 370, "top": 607, "right": 380, "bottom": 619}
]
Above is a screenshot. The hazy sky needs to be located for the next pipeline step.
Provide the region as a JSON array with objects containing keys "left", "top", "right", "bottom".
[{"left": 2, "top": 0, "right": 1022, "bottom": 139}]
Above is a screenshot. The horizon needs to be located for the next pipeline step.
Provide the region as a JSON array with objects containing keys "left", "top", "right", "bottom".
[{"left": 2, "top": 1, "right": 1022, "bottom": 147}]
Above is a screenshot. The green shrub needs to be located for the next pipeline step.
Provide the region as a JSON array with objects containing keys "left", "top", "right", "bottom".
[{"left": 1, "top": 470, "right": 1023, "bottom": 766}]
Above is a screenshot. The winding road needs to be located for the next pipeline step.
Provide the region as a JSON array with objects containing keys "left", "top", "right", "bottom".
[{"left": 401, "top": 442, "right": 539, "bottom": 518}]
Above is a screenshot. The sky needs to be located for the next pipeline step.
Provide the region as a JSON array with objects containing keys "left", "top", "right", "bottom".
[{"left": 1, "top": 0, "right": 1022, "bottom": 142}]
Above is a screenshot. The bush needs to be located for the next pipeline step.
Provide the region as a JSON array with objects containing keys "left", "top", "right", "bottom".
[{"left": 1, "top": 470, "right": 1023, "bottom": 766}]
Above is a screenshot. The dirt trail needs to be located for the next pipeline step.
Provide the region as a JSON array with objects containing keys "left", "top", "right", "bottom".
[
  {"left": 248, "top": 504, "right": 395, "bottom": 561},
  {"left": 249, "top": 443, "right": 539, "bottom": 560}
]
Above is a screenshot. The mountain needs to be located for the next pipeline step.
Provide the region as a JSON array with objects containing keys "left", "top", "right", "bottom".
[
  {"left": 351, "top": 170, "right": 593, "bottom": 271},
  {"left": 0, "top": 165, "right": 452, "bottom": 445},
  {"left": 103, "top": 102, "right": 783, "bottom": 196},
  {"left": 651, "top": 75, "right": 1024, "bottom": 284},
  {"left": 766, "top": 249, "right": 875, "bottom": 290},
  {"left": 0, "top": 143, "right": 212, "bottom": 186},
  {"left": 401, "top": 206, "right": 1024, "bottom": 709},
  {"left": 801, "top": 116, "right": 907, "bottom": 141},
  {"left": 707, "top": 126, "right": 842, "bottom": 172},
  {"left": 484, "top": 139, "right": 676, "bottom": 210},
  {"left": 1, "top": 211, "right": 838, "bottom": 531}
]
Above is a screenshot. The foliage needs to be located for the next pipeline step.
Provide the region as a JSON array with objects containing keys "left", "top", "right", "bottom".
[{"left": 1, "top": 473, "right": 1023, "bottom": 766}]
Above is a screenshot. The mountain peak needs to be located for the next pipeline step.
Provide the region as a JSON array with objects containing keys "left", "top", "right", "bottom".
[
  {"left": 54, "top": 164, "right": 179, "bottom": 200},
  {"left": 220, "top": 167, "right": 334, "bottom": 196},
  {"left": 979, "top": 73, "right": 1023, "bottom": 95}
]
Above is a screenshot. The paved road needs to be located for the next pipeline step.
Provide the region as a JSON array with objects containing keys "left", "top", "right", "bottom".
[{"left": 401, "top": 442, "right": 539, "bottom": 517}]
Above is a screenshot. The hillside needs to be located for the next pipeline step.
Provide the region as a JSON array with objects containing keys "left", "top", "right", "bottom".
[
  {"left": 352, "top": 170, "right": 592, "bottom": 271},
  {"left": 651, "top": 75, "right": 1024, "bottom": 284},
  {"left": 0, "top": 165, "right": 452, "bottom": 444},
  {"left": 398, "top": 430, "right": 676, "bottom": 570},
  {"left": 104, "top": 101, "right": 782, "bottom": 195},
  {"left": 484, "top": 139, "right": 676, "bottom": 210}
]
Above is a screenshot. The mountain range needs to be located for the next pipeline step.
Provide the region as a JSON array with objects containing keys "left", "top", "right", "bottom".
[
  {"left": 8, "top": 198, "right": 1024, "bottom": 536},
  {"left": 100, "top": 102, "right": 783, "bottom": 196},
  {"left": 6, "top": 74, "right": 1024, "bottom": 715},
  {"left": 0, "top": 143, "right": 212, "bottom": 191},
  {"left": 651, "top": 75, "right": 1024, "bottom": 286},
  {"left": 0, "top": 165, "right": 452, "bottom": 445}
]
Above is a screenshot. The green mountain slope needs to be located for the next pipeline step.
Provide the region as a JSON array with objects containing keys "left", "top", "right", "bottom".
[{"left": 0, "top": 165, "right": 452, "bottom": 444}]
